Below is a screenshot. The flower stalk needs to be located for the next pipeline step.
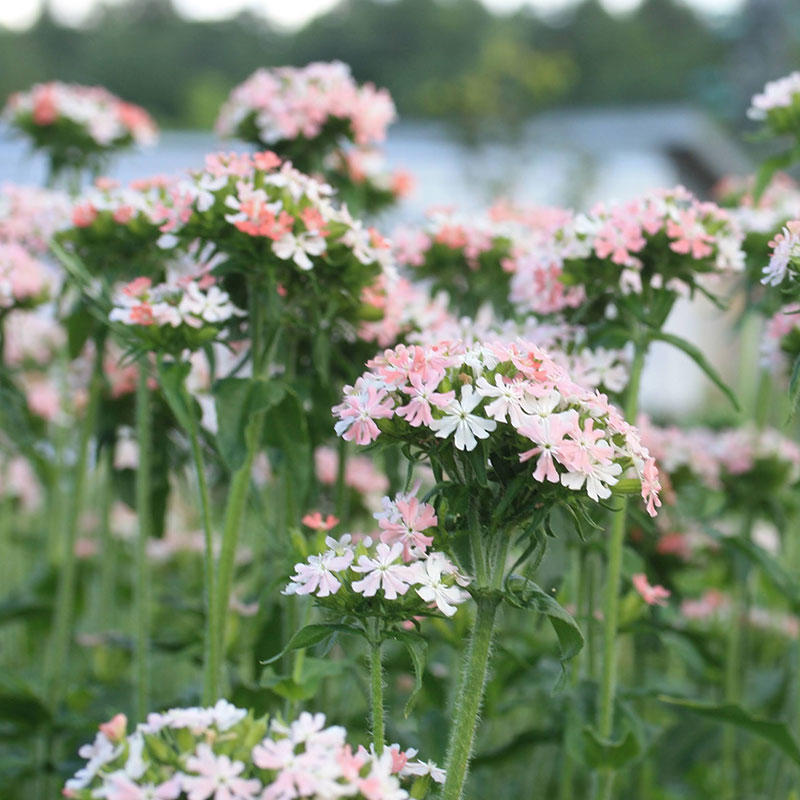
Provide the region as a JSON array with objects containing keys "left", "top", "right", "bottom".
[{"left": 134, "top": 359, "right": 152, "bottom": 721}]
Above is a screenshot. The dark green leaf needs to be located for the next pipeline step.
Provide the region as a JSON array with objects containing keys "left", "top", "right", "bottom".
[
  {"left": 156, "top": 359, "right": 194, "bottom": 433},
  {"left": 214, "top": 377, "right": 286, "bottom": 470},
  {"left": 391, "top": 629, "right": 428, "bottom": 716},
  {"left": 261, "top": 623, "right": 363, "bottom": 666},
  {"left": 579, "top": 725, "right": 641, "bottom": 769},
  {"left": 659, "top": 696, "right": 800, "bottom": 764},
  {"left": 0, "top": 675, "right": 51, "bottom": 728},
  {"left": 504, "top": 576, "right": 584, "bottom": 661}
]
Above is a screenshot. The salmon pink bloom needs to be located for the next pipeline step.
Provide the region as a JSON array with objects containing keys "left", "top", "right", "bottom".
[
  {"left": 301, "top": 511, "right": 339, "bottom": 531},
  {"left": 632, "top": 573, "right": 671, "bottom": 606}
]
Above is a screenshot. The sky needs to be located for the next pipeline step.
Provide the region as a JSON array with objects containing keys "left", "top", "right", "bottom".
[{"left": 0, "top": 0, "right": 746, "bottom": 32}]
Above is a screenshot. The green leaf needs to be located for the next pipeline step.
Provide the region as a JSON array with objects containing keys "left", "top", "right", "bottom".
[
  {"left": 704, "top": 526, "right": 800, "bottom": 612},
  {"left": 0, "top": 674, "right": 51, "bottom": 729},
  {"left": 261, "top": 623, "right": 363, "bottom": 666},
  {"left": 263, "top": 389, "right": 313, "bottom": 519},
  {"left": 659, "top": 696, "right": 800, "bottom": 764},
  {"left": 391, "top": 629, "right": 428, "bottom": 716},
  {"left": 504, "top": 575, "right": 584, "bottom": 661},
  {"left": 753, "top": 144, "right": 800, "bottom": 201},
  {"left": 646, "top": 330, "right": 739, "bottom": 411},
  {"left": 156, "top": 359, "right": 193, "bottom": 432},
  {"left": 579, "top": 725, "right": 641, "bottom": 769},
  {"left": 213, "top": 377, "right": 286, "bottom": 471}
]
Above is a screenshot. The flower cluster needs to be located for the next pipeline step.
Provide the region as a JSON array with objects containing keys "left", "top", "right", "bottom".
[
  {"left": 640, "top": 418, "right": 800, "bottom": 501},
  {"left": 65, "top": 703, "right": 441, "bottom": 800},
  {"left": 761, "top": 303, "right": 800, "bottom": 374},
  {"left": 747, "top": 72, "right": 800, "bottom": 136},
  {"left": 109, "top": 275, "right": 244, "bottom": 353},
  {"left": 359, "top": 272, "right": 451, "bottom": 348},
  {"left": 0, "top": 183, "right": 69, "bottom": 252},
  {"left": 286, "top": 493, "right": 470, "bottom": 619},
  {"left": 216, "top": 61, "right": 396, "bottom": 152},
  {"left": 393, "top": 205, "right": 554, "bottom": 315},
  {"left": 333, "top": 340, "right": 660, "bottom": 514},
  {"left": 0, "top": 241, "right": 55, "bottom": 308},
  {"left": 3, "top": 82, "right": 157, "bottom": 169},
  {"left": 324, "top": 147, "right": 413, "bottom": 214},
  {"left": 763, "top": 220, "right": 800, "bottom": 288},
  {"left": 512, "top": 187, "right": 745, "bottom": 319},
  {"left": 714, "top": 172, "right": 800, "bottom": 237},
  {"left": 409, "top": 309, "right": 631, "bottom": 395}
]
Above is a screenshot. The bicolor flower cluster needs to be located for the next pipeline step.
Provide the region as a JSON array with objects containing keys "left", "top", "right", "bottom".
[
  {"left": 3, "top": 81, "right": 158, "bottom": 150},
  {"left": 0, "top": 241, "right": 54, "bottom": 308},
  {"left": 747, "top": 72, "right": 800, "bottom": 136},
  {"left": 64, "top": 703, "right": 442, "bottom": 800},
  {"left": 153, "top": 152, "right": 393, "bottom": 310},
  {"left": 333, "top": 339, "right": 660, "bottom": 514},
  {"left": 511, "top": 187, "right": 745, "bottom": 320},
  {"left": 109, "top": 275, "right": 245, "bottom": 353},
  {"left": 762, "top": 303, "right": 800, "bottom": 375},
  {"left": 286, "top": 494, "right": 470, "bottom": 619},
  {"left": 0, "top": 183, "right": 70, "bottom": 252},
  {"left": 763, "top": 220, "right": 800, "bottom": 288},
  {"left": 714, "top": 173, "right": 800, "bottom": 238},
  {"left": 640, "top": 418, "right": 800, "bottom": 498},
  {"left": 215, "top": 61, "right": 396, "bottom": 150}
]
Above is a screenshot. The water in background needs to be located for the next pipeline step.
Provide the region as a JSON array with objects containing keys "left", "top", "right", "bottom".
[{"left": 0, "top": 113, "right": 746, "bottom": 418}]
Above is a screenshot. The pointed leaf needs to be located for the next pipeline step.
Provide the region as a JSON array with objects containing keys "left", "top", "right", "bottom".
[
  {"left": 659, "top": 696, "right": 800, "bottom": 764},
  {"left": 392, "top": 629, "right": 428, "bottom": 716},
  {"left": 213, "top": 377, "right": 286, "bottom": 470},
  {"left": 504, "top": 576, "right": 584, "bottom": 661},
  {"left": 261, "top": 623, "right": 363, "bottom": 666},
  {"left": 646, "top": 330, "right": 739, "bottom": 411},
  {"left": 156, "top": 359, "right": 193, "bottom": 433}
]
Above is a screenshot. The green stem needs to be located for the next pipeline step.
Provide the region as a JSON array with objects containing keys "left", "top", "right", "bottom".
[
  {"left": 442, "top": 592, "right": 500, "bottom": 800},
  {"left": 207, "top": 421, "right": 262, "bottom": 701},
  {"left": 96, "top": 447, "right": 115, "bottom": 633},
  {"left": 558, "top": 545, "right": 586, "bottom": 800},
  {"left": 180, "top": 384, "right": 217, "bottom": 706},
  {"left": 595, "top": 341, "right": 645, "bottom": 800},
  {"left": 44, "top": 343, "right": 103, "bottom": 707},
  {"left": 134, "top": 362, "right": 152, "bottom": 721},
  {"left": 369, "top": 632, "right": 385, "bottom": 756},
  {"left": 722, "top": 516, "right": 752, "bottom": 800},
  {"left": 334, "top": 437, "right": 349, "bottom": 521}
]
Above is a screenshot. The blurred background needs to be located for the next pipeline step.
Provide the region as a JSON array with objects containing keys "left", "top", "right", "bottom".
[{"left": 1, "top": 0, "right": 799, "bottom": 413}]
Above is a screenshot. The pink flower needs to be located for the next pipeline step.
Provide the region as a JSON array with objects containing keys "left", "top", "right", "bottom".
[
  {"left": 632, "top": 573, "right": 671, "bottom": 606},
  {"left": 301, "top": 511, "right": 339, "bottom": 531},
  {"left": 666, "top": 209, "right": 714, "bottom": 259},
  {"left": 332, "top": 380, "right": 395, "bottom": 445},
  {"left": 98, "top": 713, "right": 127, "bottom": 742},
  {"left": 378, "top": 496, "right": 437, "bottom": 559},
  {"left": 518, "top": 410, "right": 579, "bottom": 483}
]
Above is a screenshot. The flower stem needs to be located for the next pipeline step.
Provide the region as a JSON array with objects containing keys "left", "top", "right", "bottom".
[
  {"left": 44, "top": 340, "right": 103, "bottom": 707},
  {"left": 722, "top": 515, "right": 752, "bottom": 800},
  {"left": 180, "top": 384, "right": 217, "bottom": 706},
  {"left": 442, "top": 592, "right": 500, "bottom": 800},
  {"left": 369, "top": 630, "right": 385, "bottom": 756},
  {"left": 134, "top": 360, "right": 152, "bottom": 721},
  {"left": 595, "top": 340, "right": 645, "bottom": 800},
  {"left": 335, "top": 437, "right": 349, "bottom": 521}
]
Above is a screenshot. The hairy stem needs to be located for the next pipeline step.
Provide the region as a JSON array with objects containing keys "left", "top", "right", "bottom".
[
  {"left": 369, "top": 631, "right": 385, "bottom": 756},
  {"left": 595, "top": 340, "right": 645, "bottom": 800}
]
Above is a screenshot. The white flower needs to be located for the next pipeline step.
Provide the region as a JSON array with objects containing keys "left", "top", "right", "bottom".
[
  {"left": 429, "top": 384, "right": 497, "bottom": 451},
  {"left": 412, "top": 554, "right": 469, "bottom": 617},
  {"left": 402, "top": 758, "right": 447, "bottom": 783},
  {"left": 351, "top": 541, "right": 413, "bottom": 599},
  {"left": 272, "top": 231, "right": 326, "bottom": 270}
]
